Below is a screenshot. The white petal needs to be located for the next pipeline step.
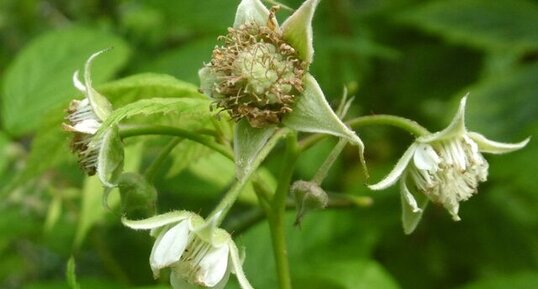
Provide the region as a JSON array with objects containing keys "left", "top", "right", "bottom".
[
  {"left": 281, "top": 0, "right": 320, "bottom": 63},
  {"left": 72, "top": 70, "right": 86, "bottom": 92},
  {"left": 234, "top": 120, "right": 276, "bottom": 181},
  {"left": 447, "top": 203, "right": 461, "bottom": 222},
  {"left": 121, "top": 211, "right": 193, "bottom": 231},
  {"left": 413, "top": 143, "right": 440, "bottom": 171},
  {"left": 229, "top": 242, "right": 254, "bottom": 289},
  {"left": 419, "top": 94, "right": 469, "bottom": 143},
  {"left": 234, "top": 0, "right": 271, "bottom": 28},
  {"left": 71, "top": 119, "right": 100, "bottom": 134},
  {"left": 197, "top": 245, "right": 230, "bottom": 287},
  {"left": 368, "top": 143, "right": 418, "bottom": 190},
  {"left": 468, "top": 132, "right": 530, "bottom": 154},
  {"left": 149, "top": 221, "right": 190, "bottom": 277}
]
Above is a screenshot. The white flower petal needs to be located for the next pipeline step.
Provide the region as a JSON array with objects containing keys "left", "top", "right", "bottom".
[
  {"left": 468, "top": 132, "right": 530, "bottom": 154},
  {"left": 413, "top": 143, "right": 440, "bottom": 171},
  {"left": 234, "top": 0, "right": 271, "bottom": 28},
  {"left": 71, "top": 119, "right": 100, "bottom": 134},
  {"left": 281, "top": 0, "right": 320, "bottom": 63},
  {"left": 229, "top": 242, "right": 254, "bottom": 289},
  {"left": 419, "top": 95, "right": 469, "bottom": 143},
  {"left": 368, "top": 143, "right": 418, "bottom": 190},
  {"left": 197, "top": 245, "right": 230, "bottom": 287},
  {"left": 149, "top": 221, "right": 190, "bottom": 278},
  {"left": 121, "top": 211, "right": 193, "bottom": 231}
]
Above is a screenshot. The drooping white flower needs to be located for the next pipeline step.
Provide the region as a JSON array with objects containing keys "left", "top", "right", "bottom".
[
  {"left": 63, "top": 49, "right": 123, "bottom": 186},
  {"left": 122, "top": 211, "right": 253, "bottom": 289},
  {"left": 63, "top": 49, "right": 114, "bottom": 175},
  {"left": 199, "top": 0, "right": 366, "bottom": 180},
  {"left": 369, "top": 96, "right": 529, "bottom": 233}
]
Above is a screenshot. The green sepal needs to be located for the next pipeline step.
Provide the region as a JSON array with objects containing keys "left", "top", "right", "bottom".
[
  {"left": 116, "top": 173, "right": 157, "bottom": 219},
  {"left": 283, "top": 74, "right": 367, "bottom": 175},
  {"left": 234, "top": 0, "right": 271, "bottom": 28},
  {"left": 281, "top": 0, "right": 320, "bottom": 63},
  {"left": 400, "top": 177, "right": 429, "bottom": 234},
  {"left": 96, "top": 126, "right": 124, "bottom": 187},
  {"left": 234, "top": 119, "right": 276, "bottom": 180},
  {"left": 82, "top": 49, "right": 114, "bottom": 120}
]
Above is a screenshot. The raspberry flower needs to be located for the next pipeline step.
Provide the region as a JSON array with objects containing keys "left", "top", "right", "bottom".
[
  {"left": 63, "top": 49, "right": 123, "bottom": 186},
  {"left": 369, "top": 96, "right": 529, "bottom": 233},
  {"left": 122, "top": 211, "right": 253, "bottom": 289},
  {"left": 199, "top": 0, "right": 365, "bottom": 179}
]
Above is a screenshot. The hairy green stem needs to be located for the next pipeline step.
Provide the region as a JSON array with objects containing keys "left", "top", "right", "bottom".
[
  {"left": 311, "top": 138, "right": 348, "bottom": 185},
  {"left": 119, "top": 125, "right": 233, "bottom": 160},
  {"left": 300, "top": 114, "right": 430, "bottom": 151},
  {"left": 144, "top": 137, "right": 183, "bottom": 182},
  {"left": 207, "top": 129, "right": 289, "bottom": 224},
  {"left": 225, "top": 192, "right": 372, "bottom": 235},
  {"left": 268, "top": 133, "right": 299, "bottom": 289}
]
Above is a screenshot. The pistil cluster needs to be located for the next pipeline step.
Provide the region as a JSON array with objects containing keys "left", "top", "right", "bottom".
[{"left": 208, "top": 22, "right": 307, "bottom": 128}]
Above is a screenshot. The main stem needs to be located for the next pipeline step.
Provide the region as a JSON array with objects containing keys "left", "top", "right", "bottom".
[{"left": 268, "top": 133, "right": 299, "bottom": 289}]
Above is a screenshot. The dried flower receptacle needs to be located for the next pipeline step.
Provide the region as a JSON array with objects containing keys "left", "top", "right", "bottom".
[{"left": 207, "top": 22, "right": 307, "bottom": 128}]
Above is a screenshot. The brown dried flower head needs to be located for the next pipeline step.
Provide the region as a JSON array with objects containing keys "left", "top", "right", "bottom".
[{"left": 207, "top": 20, "right": 307, "bottom": 128}]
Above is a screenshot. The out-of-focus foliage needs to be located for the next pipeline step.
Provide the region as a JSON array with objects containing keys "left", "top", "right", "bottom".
[{"left": 0, "top": 0, "right": 536, "bottom": 289}]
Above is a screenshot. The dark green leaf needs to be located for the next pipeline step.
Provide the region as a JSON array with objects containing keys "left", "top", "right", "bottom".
[{"left": 399, "top": 0, "right": 538, "bottom": 52}]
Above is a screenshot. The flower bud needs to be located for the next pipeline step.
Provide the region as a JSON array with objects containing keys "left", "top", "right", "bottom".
[{"left": 291, "top": 180, "right": 328, "bottom": 226}]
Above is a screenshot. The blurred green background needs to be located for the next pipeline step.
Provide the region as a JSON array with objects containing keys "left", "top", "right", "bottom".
[{"left": 0, "top": 0, "right": 537, "bottom": 288}]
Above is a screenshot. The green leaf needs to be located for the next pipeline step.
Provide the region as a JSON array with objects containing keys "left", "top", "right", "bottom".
[
  {"left": 2, "top": 26, "right": 130, "bottom": 135},
  {"left": 296, "top": 260, "right": 401, "bottom": 289},
  {"left": 97, "top": 97, "right": 212, "bottom": 137},
  {"left": 66, "top": 257, "right": 81, "bottom": 289},
  {"left": 0, "top": 132, "right": 10, "bottom": 174},
  {"left": 457, "top": 272, "right": 538, "bottom": 289},
  {"left": 399, "top": 0, "right": 538, "bottom": 52},
  {"left": 74, "top": 176, "right": 104, "bottom": 248},
  {"left": 98, "top": 73, "right": 204, "bottom": 108},
  {"left": 465, "top": 62, "right": 538, "bottom": 138}
]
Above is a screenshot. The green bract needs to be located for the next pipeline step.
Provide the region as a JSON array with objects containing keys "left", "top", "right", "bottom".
[
  {"left": 199, "top": 0, "right": 366, "bottom": 180},
  {"left": 369, "top": 96, "right": 530, "bottom": 234},
  {"left": 122, "top": 211, "right": 253, "bottom": 289}
]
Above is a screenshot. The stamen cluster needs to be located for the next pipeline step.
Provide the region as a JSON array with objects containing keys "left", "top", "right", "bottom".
[
  {"left": 208, "top": 22, "right": 307, "bottom": 128},
  {"left": 63, "top": 98, "right": 103, "bottom": 176},
  {"left": 409, "top": 136, "right": 489, "bottom": 220}
]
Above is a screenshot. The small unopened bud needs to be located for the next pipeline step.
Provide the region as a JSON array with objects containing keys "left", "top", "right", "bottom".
[
  {"left": 291, "top": 180, "right": 328, "bottom": 226},
  {"left": 117, "top": 173, "right": 157, "bottom": 219}
]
